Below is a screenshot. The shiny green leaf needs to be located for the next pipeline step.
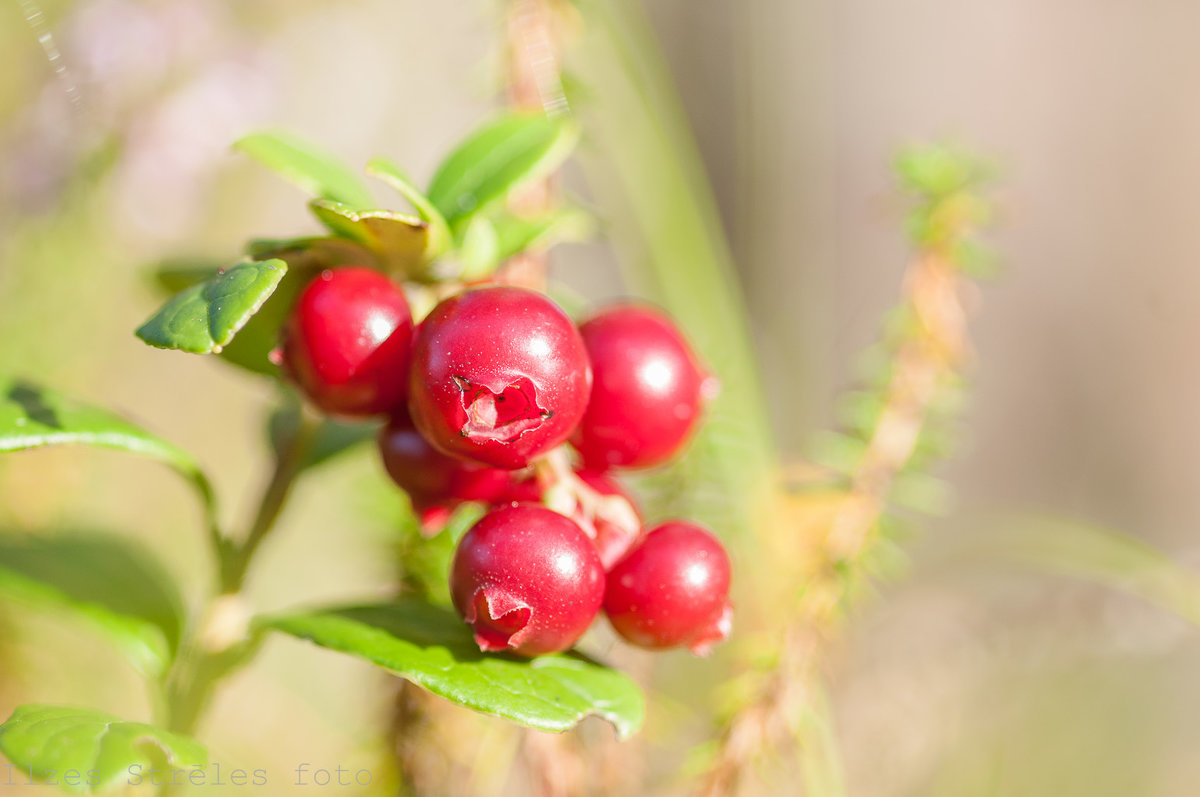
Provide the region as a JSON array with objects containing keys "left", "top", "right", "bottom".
[
  {"left": 135, "top": 260, "right": 287, "bottom": 354},
  {"left": 366, "top": 157, "right": 452, "bottom": 256},
  {"left": 427, "top": 112, "right": 580, "bottom": 227},
  {"left": 234, "top": 131, "right": 373, "bottom": 209},
  {"left": 0, "top": 704, "right": 205, "bottom": 794},
  {"left": 309, "top": 201, "right": 431, "bottom": 276},
  {"left": 491, "top": 207, "right": 594, "bottom": 260},
  {"left": 261, "top": 598, "right": 644, "bottom": 738}
]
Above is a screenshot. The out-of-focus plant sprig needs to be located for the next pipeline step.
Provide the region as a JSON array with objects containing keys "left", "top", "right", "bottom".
[{"left": 699, "top": 144, "right": 995, "bottom": 797}]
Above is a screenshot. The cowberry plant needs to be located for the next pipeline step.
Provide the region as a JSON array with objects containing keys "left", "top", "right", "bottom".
[{"left": 6, "top": 1, "right": 1122, "bottom": 795}]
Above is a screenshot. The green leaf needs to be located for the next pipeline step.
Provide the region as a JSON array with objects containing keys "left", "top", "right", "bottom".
[
  {"left": 309, "top": 201, "right": 431, "bottom": 276},
  {"left": 267, "top": 402, "right": 379, "bottom": 473},
  {"left": 366, "top": 157, "right": 452, "bottom": 256},
  {"left": 148, "top": 248, "right": 357, "bottom": 378},
  {"left": 261, "top": 599, "right": 644, "bottom": 738},
  {"left": 245, "top": 235, "right": 373, "bottom": 266},
  {"left": 895, "top": 144, "right": 989, "bottom": 199},
  {"left": 224, "top": 237, "right": 387, "bottom": 377},
  {"left": 135, "top": 260, "right": 287, "bottom": 355},
  {"left": 459, "top": 217, "right": 500, "bottom": 279},
  {"left": 427, "top": 112, "right": 580, "bottom": 228},
  {"left": 234, "top": 131, "right": 374, "bottom": 209},
  {"left": 0, "top": 704, "right": 206, "bottom": 794},
  {"left": 0, "top": 533, "right": 184, "bottom": 676},
  {"left": 0, "top": 379, "right": 216, "bottom": 530},
  {"left": 491, "top": 207, "right": 594, "bottom": 261},
  {"left": 397, "top": 503, "right": 488, "bottom": 605}
]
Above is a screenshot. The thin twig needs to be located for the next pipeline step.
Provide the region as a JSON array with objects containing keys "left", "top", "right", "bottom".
[{"left": 699, "top": 187, "right": 981, "bottom": 796}]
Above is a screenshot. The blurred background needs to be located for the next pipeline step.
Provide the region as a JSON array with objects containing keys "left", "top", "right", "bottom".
[{"left": 4, "top": 1, "right": 1200, "bottom": 795}]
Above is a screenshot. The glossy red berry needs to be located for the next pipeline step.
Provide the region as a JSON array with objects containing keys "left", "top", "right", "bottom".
[
  {"left": 450, "top": 504, "right": 604, "bottom": 656},
  {"left": 575, "top": 470, "right": 643, "bottom": 568},
  {"left": 604, "top": 521, "right": 732, "bottom": 654},
  {"left": 572, "top": 304, "right": 712, "bottom": 470},
  {"left": 378, "top": 409, "right": 514, "bottom": 518},
  {"left": 281, "top": 267, "right": 414, "bottom": 417},
  {"left": 496, "top": 470, "right": 642, "bottom": 568},
  {"left": 408, "top": 286, "right": 591, "bottom": 470}
]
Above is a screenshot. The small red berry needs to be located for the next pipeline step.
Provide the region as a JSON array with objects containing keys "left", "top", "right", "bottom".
[
  {"left": 450, "top": 504, "right": 604, "bottom": 656},
  {"left": 572, "top": 304, "right": 712, "bottom": 470},
  {"left": 281, "top": 267, "right": 414, "bottom": 417},
  {"left": 576, "top": 470, "right": 643, "bottom": 568},
  {"left": 408, "top": 286, "right": 591, "bottom": 470},
  {"left": 378, "top": 409, "right": 514, "bottom": 518},
  {"left": 497, "top": 470, "right": 643, "bottom": 569},
  {"left": 604, "top": 521, "right": 732, "bottom": 654}
]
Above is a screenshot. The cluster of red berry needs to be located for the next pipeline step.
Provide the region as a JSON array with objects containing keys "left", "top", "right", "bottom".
[{"left": 279, "top": 267, "right": 733, "bottom": 657}]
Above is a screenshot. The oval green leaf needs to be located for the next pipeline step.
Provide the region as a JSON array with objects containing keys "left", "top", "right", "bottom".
[
  {"left": 236, "top": 239, "right": 375, "bottom": 376},
  {"left": 0, "top": 704, "right": 206, "bottom": 794},
  {"left": 234, "top": 131, "right": 374, "bottom": 209},
  {"left": 309, "top": 201, "right": 431, "bottom": 276},
  {"left": 135, "top": 259, "right": 287, "bottom": 355},
  {"left": 260, "top": 599, "right": 644, "bottom": 738},
  {"left": 366, "top": 157, "right": 452, "bottom": 256},
  {"left": 491, "top": 207, "right": 594, "bottom": 261},
  {"left": 427, "top": 112, "right": 580, "bottom": 228},
  {"left": 0, "top": 533, "right": 185, "bottom": 676}
]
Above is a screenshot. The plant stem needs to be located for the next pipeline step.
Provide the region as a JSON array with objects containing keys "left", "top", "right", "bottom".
[
  {"left": 220, "top": 410, "right": 320, "bottom": 593},
  {"left": 698, "top": 169, "right": 987, "bottom": 796},
  {"left": 156, "top": 407, "right": 319, "bottom": 795}
]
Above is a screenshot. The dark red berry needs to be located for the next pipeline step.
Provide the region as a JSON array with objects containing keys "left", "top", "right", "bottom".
[
  {"left": 378, "top": 409, "right": 515, "bottom": 518},
  {"left": 604, "top": 521, "right": 732, "bottom": 654},
  {"left": 281, "top": 267, "right": 414, "bottom": 417},
  {"left": 450, "top": 504, "right": 604, "bottom": 656},
  {"left": 572, "top": 304, "right": 712, "bottom": 470},
  {"left": 408, "top": 286, "right": 591, "bottom": 470}
]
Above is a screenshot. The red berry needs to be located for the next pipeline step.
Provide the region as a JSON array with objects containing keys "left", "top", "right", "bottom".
[
  {"left": 281, "top": 267, "right": 414, "bottom": 417},
  {"left": 378, "top": 409, "right": 515, "bottom": 518},
  {"left": 576, "top": 470, "right": 643, "bottom": 568},
  {"left": 408, "top": 286, "right": 591, "bottom": 470},
  {"left": 496, "top": 470, "right": 643, "bottom": 569},
  {"left": 572, "top": 305, "right": 712, "bottom": 470},
  {"left": 604, "top": 521, "right": 732, "bottom": 654},
  {"left": 450, "top": 504, "right": 604, "bottom": 656}
]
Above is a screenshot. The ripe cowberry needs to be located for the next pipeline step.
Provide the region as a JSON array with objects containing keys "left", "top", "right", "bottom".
[
  {"left": 497, "top": 470, "right": 642, "bottom": 568},
  {"left": 604, "top": 521, "right": 732, "bottom": 654},
  {"left": 574, "top": 470, "right": 643, "bottom": 568},
  {"left": 408, "top": 286, "right": 591, "bottom": 470},
  {"left": 572, "top": 304, "right": 711, "bottom": 470},
  {"left": 280, "top": 267, "right": 414, "bottom": 417},
  {"left": 378, "top": 409, "right": 514, "bottom": 520},
  {"left": 450, "top": 504, "right": 604, "bottom": 656}
]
